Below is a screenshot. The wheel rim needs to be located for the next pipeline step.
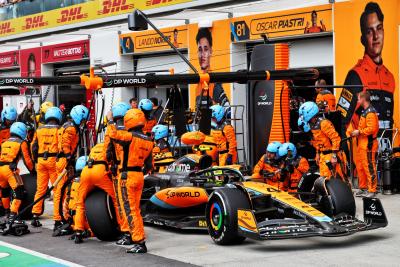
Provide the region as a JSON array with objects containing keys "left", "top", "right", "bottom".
[{"left": 209, "top": 202, "right": 223, "bottom": 231}]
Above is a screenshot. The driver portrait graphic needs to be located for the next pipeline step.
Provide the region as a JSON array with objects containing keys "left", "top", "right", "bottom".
[
  {"left": 195, "top": 27, "right": 231, "bottom": 115},
  {"left": 337, "top": 2, "right": 395, "bottom": 138}
]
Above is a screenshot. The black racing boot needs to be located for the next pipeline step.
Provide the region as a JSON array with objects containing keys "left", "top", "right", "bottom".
[
  {"left": 127, "top": 242, "right": 147, "bottom": 254},
  {"left": 53, "top": 221, "right": 62, "bottom": 231},
  {"left": 116, "top": 233, "right": 134, "bottom": 245},
  {"left": 74, "top": 231, "right": 83, "bottom": 244},
  {"left": 7, "top": 212, "right": 17, "bottom": 224},
  {"left": 31, "top": 215, "right": 42, "bottom": 227}
]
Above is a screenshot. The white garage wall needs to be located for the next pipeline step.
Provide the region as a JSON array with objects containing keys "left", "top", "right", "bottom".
[{"left": 289, "top": 37, "right": 333, "bottom": 68}]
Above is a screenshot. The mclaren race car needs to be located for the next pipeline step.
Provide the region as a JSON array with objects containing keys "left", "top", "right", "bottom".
[
  {"left": 82, "top": 152, "right": 387, "bottom": 244},
  {"left": 206, "top": 180, "right": 388, "bottom": 245}
]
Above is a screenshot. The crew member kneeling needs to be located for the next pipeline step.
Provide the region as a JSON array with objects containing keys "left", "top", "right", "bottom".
[
  {"left": 351, "top": 92, "right": 379, "bottom": 198},
  {"left": 0, "top": 122, "right": 35, "bottom": 222},
  {"left": 107, "top": 108, "right": 154, "bottom": 254},
  {"left": 73, "top": 143, "right": 123, "bottom": 243},
  {"left": 252, "top": 142, "right": 285, "bottom": 189},
  {"left": 278, "top": 143, "right": 309, "bottom": 193}
]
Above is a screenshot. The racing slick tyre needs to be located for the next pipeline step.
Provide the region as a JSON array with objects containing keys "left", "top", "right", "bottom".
[
  {"left": 206, "top": 188, "right": 250, "bottom": 245},
  {"left": 18, "top": 174, "right": 37, "bottom": 220},
  {"left": 85, "top": 188, "right": 120, "bottom": 241},
  {"left": 325, "top": 178, "right": 356, "bottom": 217},
  {"left": 298, "top": 172, "right": 319, "bottom": 202}
]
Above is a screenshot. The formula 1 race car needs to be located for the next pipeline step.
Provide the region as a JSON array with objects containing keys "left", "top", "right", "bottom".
[
  {"left": 83, "top": 152, "right": 387, "bottom": 244},
  {"left": 206, "top": 180, "right": 388, "bottom": 245}
]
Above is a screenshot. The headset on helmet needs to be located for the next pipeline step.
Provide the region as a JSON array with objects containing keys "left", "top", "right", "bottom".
[
  {"left": 210, "top": 105, "right": 225, "bottom": 123},
  {"left": 278, "top": 142, "right": 297, "bottom": 159},
  {"left": 10, "top": 122, "right": 27, "bottom": 140},
  {"left": 40, "top": 101, "right": 53, "bottom": 114},
  {"left": 152, "top": 124, "right": 169, "bottom": 140},
  {"left": 139, "top": 99, "right": 153, "bottom": 112},
  {"left": 267, "top": 141, "right": 282, "bottom": 154},
  {"left": 297, "top": 117, "right": 311, "bottom": 133},
  {"left": 70, "top": 105, "right": 89, "bottom": 125},
  {"left": 45, "top": 107, "right": 63, "bottom": 124},
  {"left": 298, "top": 101, "right": 319, "bottom": 123},
  {"left": 124, "top": 109, "right": 145, "bottom": 131},
  {"left": 75, "top": 156, "right": 88, "bottom": 172},
  {"left": 1, "top": 106, "right": 17, "bottom": 123},
  {"left": 112, "top": 102, "right": 130, "bottom": 119}
]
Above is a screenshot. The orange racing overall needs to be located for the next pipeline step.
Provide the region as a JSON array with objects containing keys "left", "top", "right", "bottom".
[
  {"left": 310, "top": 117, "right": 345, "bottom": 179},
  {"left": 56, "top": 121, "right": 79, "bottom": 222},
  {"left": 211, "top": 123, "right": 237, "bottom": 166},
  {"left": 0, "top": 137, "right": 34, "bottom": 214},
  {"left": 355, "top": 106, "right": 379, "bottom": 193},
  {"left": 104, "top": 122, "right": 130, "bottom": 233},
  {"left": 31, "top": 124, "right": 60, "bottom": 218},
  {"left": 252, "top": 155, "right": 285, "bottom": 189},
  {"left": 74, "top": 143, "right": 123, "bottom": 231},
  {"left": 108, "top": 123, "right": 153, "bottom": 243}
]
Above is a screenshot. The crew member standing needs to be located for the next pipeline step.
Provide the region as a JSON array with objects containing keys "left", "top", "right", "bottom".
[
  {"left": 351, "top": 92, "right": 379, "bottom": 197},
  {"left": 139, "top": 99, "right": 156, "bottom": 136},
  {"left": 315, "top": 79, "right": 336, "bottom": 112},
  {"left": 54, "top": 105, "right": 88, "bottom": 234},
  {"left": 298, "top": 102, "right": 346, "bottom": 179},
  {"left": 0, "top": 106, "right": 17, "bottom": 144},
  {"left": 106, "top": 108, "right": 153, "bottom": 253},
  {"left": 104, "top": 102, "right": 131, "bottom": 246},
  {"left": 210, "top": 105, "right": 237, "bottom": 166},
  {"left": 31, "top": 107, "right": 63, "bottom": 228},
  {"left": 0, "top": 122, "right": 35, "bottom": 222}
]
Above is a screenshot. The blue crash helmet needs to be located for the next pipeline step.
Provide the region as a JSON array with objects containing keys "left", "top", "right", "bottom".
[
  {"left": 1, "top": 106, "right": 17, "bottom": 123},
  {"left": 152, "top": 124, "right": 169, "bottom": 141},
  {"left": 278, "top": 142, "right": 297, "bottom": 159},
  {"left": 112, "top": 102, "right": 130, "bottom": 119},
  {"left": 298, "top": 117, "right": 311, "bottom": 133},
  {"left": 266, "top": 141, "right": 282, "bottom": 155},
  {"left": 45, "top": 107, "right": 63, "bottom": 124},
  {"left": 70, "top": 105, "right": 89, "bottom": 125},
  {"left": 75, "top": 156, "right": 88, "bottom": 172},
  {"left": 298, "top": 101, "right": 318, "bottom": 123},
  {"left": 10, "top": 122, "right": 27, "bottom": 140},
  {"left": 139, "top": 99, "right": 153, "bottom": 112},
  {"left": 210, "top": 105, "right": 225, "bottom": 123}
]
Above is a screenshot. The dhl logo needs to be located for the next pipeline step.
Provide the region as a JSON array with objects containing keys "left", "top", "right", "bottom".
[
  {"left": 98, "top": 0, "right": 134, "bottom": 15},
  {"left": 0, "top": 22, "right": 15, "bottom": 35},
  {"left": 22, "top": 15, "right": 48, "bottom": 30},
  {"left": 57, "top": 7, "right": 88, "bottom": 23},
  {"left": 146, "top": 0, "right": 173, "bottom": 7}
]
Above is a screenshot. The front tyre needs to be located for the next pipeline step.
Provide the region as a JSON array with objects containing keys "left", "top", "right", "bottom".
[{"left": 206, "top": 188, "right": 250, "bottom": 245}]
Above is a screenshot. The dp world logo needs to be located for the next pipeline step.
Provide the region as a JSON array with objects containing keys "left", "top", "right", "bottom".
[
  {"left": 257, "top": 90, "right": 272, "bottom": 106},
  {"left": 259, "top": 92, "right": 268, "bottom": 101},
  {"left": 0, "top": 79, "right": 4, "bottom": 85},
  {"left": 370, "top": 203, "right": 376, "bottom": 211},
  {"left": 105, "top": 80, "right": 114, "bottom": 87}
]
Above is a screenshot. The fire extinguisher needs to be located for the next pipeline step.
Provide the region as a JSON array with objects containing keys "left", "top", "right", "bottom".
[{"left": 382, "top": 152, "right": 392, "bottom": 195}]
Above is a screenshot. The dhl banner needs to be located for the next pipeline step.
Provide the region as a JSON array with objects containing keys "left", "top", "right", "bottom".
[
  {"left": 230, "top": 4, "right": 332, "bottom": 42},
  {"left": 0, "top": 0, "right": 193, "bottom": 38},
  {"left": 119, "top": 25, "right": 188, "bottom": 54}
]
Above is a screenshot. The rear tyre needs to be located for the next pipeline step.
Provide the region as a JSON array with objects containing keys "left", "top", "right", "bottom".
[
  {"left": 326, "top": 178, "right": 356, "bottom": 217},
  {"left": 206, "top": 188, "right": 250, "bottom": 245},
  {"left": 19, "top": 174, "right": 37, "bottom": 220},
  {"left": 85, "top": 189, "right": 121, "bottom": 241}
]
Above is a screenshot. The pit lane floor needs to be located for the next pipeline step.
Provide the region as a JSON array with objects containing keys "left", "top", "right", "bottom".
[{"left": 1, "top": 194, "right": 399, "bottom": 267}]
